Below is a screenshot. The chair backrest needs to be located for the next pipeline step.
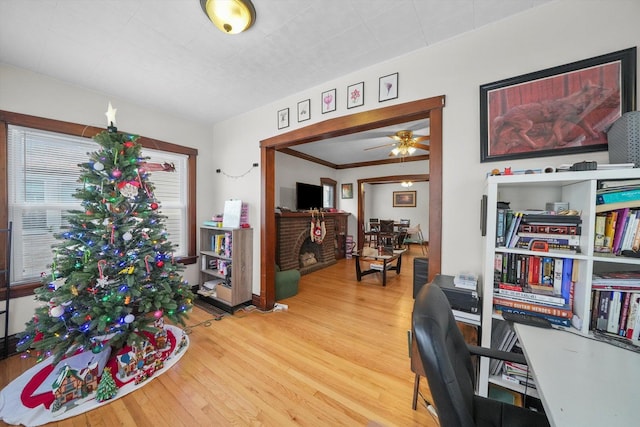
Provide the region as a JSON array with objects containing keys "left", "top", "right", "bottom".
[
  {"left": 379, "top": 219, "right": 394, "bottom": 233},
  {"left": 412, "top": 283, "right": 477, "bottom": 427}
]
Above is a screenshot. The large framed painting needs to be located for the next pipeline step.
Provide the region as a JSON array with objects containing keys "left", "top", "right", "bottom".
[
  {"left": 393, "top": 191, "right": 416, "bottom": 207},
  {"left": 480, "top": 47, "right": 636, "bottom": 162}
]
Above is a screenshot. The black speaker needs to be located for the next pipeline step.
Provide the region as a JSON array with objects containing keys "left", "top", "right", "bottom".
[{"left": 413, "top": 257, "right": 429, "bottom": 298}]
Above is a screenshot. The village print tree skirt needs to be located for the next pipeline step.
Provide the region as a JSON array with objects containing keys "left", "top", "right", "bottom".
[{"left": 0, "top": 325, "right": 189, "bottom": 426}]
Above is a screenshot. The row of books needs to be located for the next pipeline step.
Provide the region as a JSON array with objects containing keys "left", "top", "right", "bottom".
[
  {"left": 496, "top": 210, "right": 582, "bottom": 254},
  {"left": 594, "top": 208, "right": 640, "bottom": 255},
  {"left": 494, "top": 253, "right": 574, "bottom": 300},
  {"left": 489, "top": 321, "right": 538, "bottom": 389},
  {"left": 590, "top": 289, "right": 640, "bottom": 343},
  {"left": 211, "top": 232, "right": 233, "bottom": 258},
  {"left": 595, "top": 181, "right": 640, "bottom": 213}
]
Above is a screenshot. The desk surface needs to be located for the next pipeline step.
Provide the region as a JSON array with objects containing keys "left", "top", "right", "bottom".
[{"left": 514, "top": 324, "right": 639, "bottom": 427}]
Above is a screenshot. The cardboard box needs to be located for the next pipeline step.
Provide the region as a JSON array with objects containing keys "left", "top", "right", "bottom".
[{"left": 216, "top": 284, "right": 232, "bottom": 302}]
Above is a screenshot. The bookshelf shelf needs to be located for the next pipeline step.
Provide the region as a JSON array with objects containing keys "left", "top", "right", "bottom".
[
  {"left": 480, "top": 168, "right": 640, "bottom": 399},
  {"left": 198, "top": 226, "right": 253, "bottom": 313}
]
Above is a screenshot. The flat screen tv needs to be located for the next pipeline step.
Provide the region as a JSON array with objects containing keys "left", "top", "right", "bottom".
[{"left": 296, "top": 182, "right": 323, "bottom": 211}]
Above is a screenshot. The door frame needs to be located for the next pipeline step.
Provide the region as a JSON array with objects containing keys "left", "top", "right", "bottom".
[{"left": 259, "top": 96, "right": 444, "bottom": 310}]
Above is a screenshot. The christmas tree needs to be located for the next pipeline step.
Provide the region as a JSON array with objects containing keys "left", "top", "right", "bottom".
[
  {"left": 95, "top": 367, "right": 118, "bottom": 402},
  {"left": 17, "top": 104, "right": 194, "bottom": 364}
]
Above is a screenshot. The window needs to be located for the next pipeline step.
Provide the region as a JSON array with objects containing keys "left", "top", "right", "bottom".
[
  {"left": 321, "top": 177, "right": 337, "bottom": 209},
  {"left": 1, "top": 111, "right": 197, "bottom": 292}
]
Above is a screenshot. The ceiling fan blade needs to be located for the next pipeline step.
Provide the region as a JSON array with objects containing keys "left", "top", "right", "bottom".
[
  {"left": 413, "top": 135, "right": 430, "bottom": 143},
  {"left": 364, "top": 142, "right": 396, "bottom": 151},
  {"left": 413, "top": 143, "right": 430, "bottom": 151}
]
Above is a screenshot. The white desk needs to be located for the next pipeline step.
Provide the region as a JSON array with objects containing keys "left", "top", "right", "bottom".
[{"left": 514, "top": 324, "right": 639, "bottom": 427}]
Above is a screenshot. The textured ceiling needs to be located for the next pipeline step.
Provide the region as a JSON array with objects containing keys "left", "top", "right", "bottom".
[{"left": 0, "top": 0, "right": 550, "bottom": 165}]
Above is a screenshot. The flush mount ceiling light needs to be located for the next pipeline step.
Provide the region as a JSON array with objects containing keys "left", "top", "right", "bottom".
[{"left": 200, "top": 0, "right": 256, "bottom": 34}]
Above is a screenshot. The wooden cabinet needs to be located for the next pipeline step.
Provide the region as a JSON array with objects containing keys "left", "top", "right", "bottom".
[
  {"left": 198, "top": 226, "right": 252, "bottom": 312},
  {"left": 480, "top": 169, "right": 640, "bottom": 398},
  {"left": 334, "top": 213, "right": 349, "bottom": 259}
]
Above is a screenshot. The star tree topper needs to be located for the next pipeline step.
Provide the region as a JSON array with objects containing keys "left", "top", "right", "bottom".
[{"left": 105, "top": 102, "right": 117, "bottom": 127}]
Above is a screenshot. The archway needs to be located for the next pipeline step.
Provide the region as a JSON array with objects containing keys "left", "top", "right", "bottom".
[{"left": 259, "top": 96, "right": 444, "bottom": 310}]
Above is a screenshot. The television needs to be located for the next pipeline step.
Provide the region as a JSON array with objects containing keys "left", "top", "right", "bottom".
[{"left": 296, "top": 182, "right": 323, "bottom": 211}]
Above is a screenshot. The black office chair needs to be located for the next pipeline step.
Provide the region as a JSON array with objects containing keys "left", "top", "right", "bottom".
[{"left": 412, "top": 283, "right": 550, "bottom": 427}]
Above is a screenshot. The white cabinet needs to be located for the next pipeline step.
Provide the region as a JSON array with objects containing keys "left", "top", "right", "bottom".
[
  {"left": 480, "top": 169, "right": 640, "bottom": 397},
  {"left": 198, "top": 226, "right": 253, "bottom": 312}
]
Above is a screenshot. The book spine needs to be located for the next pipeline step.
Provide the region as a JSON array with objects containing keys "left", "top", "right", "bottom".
[
  {"left": 612, "top": 208, "right": 630, "bottom": 253},
  {"left": 515, "top": 233, "right": 581, "bottom": 245},
  {"left": 496, "top": 305, "right": 572, "bottom": 327},
  {"left": 514, "top": 239, "right": 579, "bottom": 253},
  {"left": 518, "top": 223, "right": 581, "bottom": 235},
  {"left": 594, "top": 213, "right": 606, "bottom": 250},
  {"left": 606, "top": 291, "right": 623, "bottom": 334},
  {"left": 618, "top": 291, "right": 631, "bottom": 336},
  {"left": 497, "top": 288, "right": 566, "bottom": 305},
  {"left": 625, "top": 293, "right": 640, "bottom": 339},
  {"left": 560, "top": 258, "right": 573, "bottom": 303},
  {"left": 596, "top": 188, "right": 640, "bottom": 204},
  {"left": 493, "top": 296, "right": 573, "bottom": 318},
  {"left": 603, "top": 211, "right": 618, "bottom": 251},
  {"left": 496, "top": 209, "right": 507, "bottom": 247},
  {"left": 553, "top": 258, "right": 563, "bottom": 295},
  {"left": 596, "top": 291, "right": 611, "bottom": 331}
]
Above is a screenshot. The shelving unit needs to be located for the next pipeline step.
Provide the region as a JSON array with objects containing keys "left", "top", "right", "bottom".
[
  {"left": 197, "top": 226, "right": 252, "bottom": 313},
  {"left": 480, "top": 169, "right": 640, "bottom": 398}
]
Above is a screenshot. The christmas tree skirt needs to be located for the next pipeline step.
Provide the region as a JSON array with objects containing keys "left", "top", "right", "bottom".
[{"left": 0, "top": 325, "right": 189, "bottom": 426}]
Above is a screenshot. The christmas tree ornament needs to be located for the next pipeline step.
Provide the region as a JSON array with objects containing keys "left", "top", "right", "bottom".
[
  {"left": 111, "top": 168, "right": 122, "bottom": 178},
  {"left": 150, "top": 202, "right": 159, "bottom": 210},
  {"left": 93, "top": 162, "right": 104, "bottom": 171},
  {"left": 122, "top": 231, "right": 133, "bottom": 241},
  {"left": 49, "top": 305, "right": 64, "bottom": 317}
]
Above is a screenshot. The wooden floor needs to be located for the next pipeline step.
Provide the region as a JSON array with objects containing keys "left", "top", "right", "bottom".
[{"left": 0, "top": 247, "right": 438, "bottom": 427}]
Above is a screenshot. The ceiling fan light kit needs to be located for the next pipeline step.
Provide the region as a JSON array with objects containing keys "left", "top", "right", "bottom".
[{"left": 200, "top": 0, "right": 256, "bottom": 34}]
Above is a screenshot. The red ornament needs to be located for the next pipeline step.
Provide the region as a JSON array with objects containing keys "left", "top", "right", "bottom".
[
  {"left": 124, "top": 141, "right": 134, "bottom": 148},
  {"left": 150, "top": 202, "right": 159, "bottom": 210},
  {"left": 156, "top": 260, "right": 164, "bottom": 268}
]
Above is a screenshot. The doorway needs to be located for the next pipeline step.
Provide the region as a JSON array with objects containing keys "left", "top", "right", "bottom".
[{"left": 259, "top": 96, "right": 444, "bottom": 310}]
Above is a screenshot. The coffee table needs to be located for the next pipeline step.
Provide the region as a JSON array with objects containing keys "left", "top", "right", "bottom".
[{"left": 353, "top": 249, "right": 406, "bottom": 286}]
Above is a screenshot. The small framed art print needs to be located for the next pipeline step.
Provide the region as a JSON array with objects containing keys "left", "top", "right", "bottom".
[
  {"left": 379, "top": 72, "right": 398, "bottom": 102},
  {"left": 321, "top": 88, "right": 336, "bottom": 114},
  {"left": 347, "top": 82, "right": 364, "bottom": 109},
  {"left": 278, "top": 108, "right": 289, "bottom": 129},
  {"left": 297, "top": 99, "right": 310, "bottom": 122}
]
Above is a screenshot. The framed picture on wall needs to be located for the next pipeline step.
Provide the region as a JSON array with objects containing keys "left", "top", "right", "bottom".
[
  {"left": 379, "top": 72, "right": 398, "bottom": 102},
  {"left": 347, "top": 82, "right": 364, "bottom": 109},
  {"left": 479, "top": 47, "right": 636, "bottom": 162},
  {"left": 297, "top": 99, "right": 310, "bottom": 122},
  {"left": 322, "top": 88, "right": 336, "bottom": 114},
  {"left": 277, "top": 108, "right": 289, "bottom": 129},
  {"left": 341, "top": 183, "right": 353, "bottom": 199},
  {"left": 393, "top": 191, "right": 416, "bottom": 207}
]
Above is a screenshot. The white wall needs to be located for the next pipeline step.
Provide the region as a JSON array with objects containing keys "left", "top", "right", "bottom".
[
  {"left": 2, "top": 0, "right": 639, "bottom": 324},
  {"left": 213, "top": 0, "right": 639, "bottom": 287}
]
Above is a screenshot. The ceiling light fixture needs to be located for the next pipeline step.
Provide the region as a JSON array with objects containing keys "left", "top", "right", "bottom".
[
  {"left": 200, "top": 0, "right": 256, "bottom": 34},
  {"left": 401, "top": 181, "right": 413, "bottom": 188}
]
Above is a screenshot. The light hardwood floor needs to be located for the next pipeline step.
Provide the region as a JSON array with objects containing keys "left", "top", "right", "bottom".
[{"left": 0, "top": 247, "right": 438, "bottom": 426}]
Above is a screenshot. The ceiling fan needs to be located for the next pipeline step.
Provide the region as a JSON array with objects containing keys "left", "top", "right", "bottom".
[{"left": 365, "top": 130, "right": 430, "bottom": 157}]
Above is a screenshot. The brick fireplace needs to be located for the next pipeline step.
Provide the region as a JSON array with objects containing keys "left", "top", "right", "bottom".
[{"left": 276, "top": 212, "right": 337, "bottom": 275}]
